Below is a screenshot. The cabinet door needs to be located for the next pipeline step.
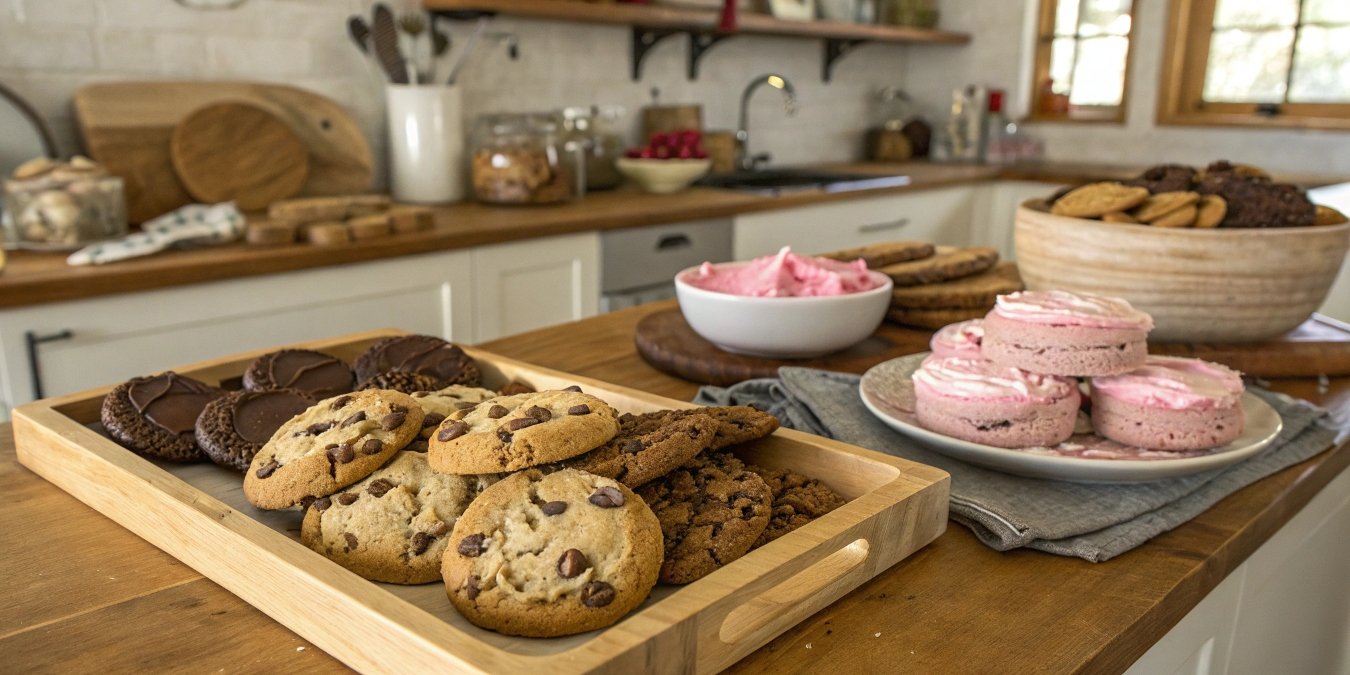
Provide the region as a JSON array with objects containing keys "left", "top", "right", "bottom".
[
  {"left": 974, "top": 180, "right": 1067, "bottom": 260},
  {"left": 471, "top": 232, "right": 600, "bottom": 342},
  {"left": 733, "top": 186, "right": 976, "bottom": 260},
  {"left": 0, "top": 249, "right": 473, "bottom": 419}
]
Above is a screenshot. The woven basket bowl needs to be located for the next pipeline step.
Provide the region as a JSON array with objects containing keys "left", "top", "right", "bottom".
[{"left": 1014, "top": 199, "right": 1350, "bottom": 343}]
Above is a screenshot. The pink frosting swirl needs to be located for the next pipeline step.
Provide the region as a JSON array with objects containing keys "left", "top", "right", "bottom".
[
  {"left": 684, "top": 246, "right": 882, "bottom": 297},
  {"left": 1090, "top": 356, "right": 1244, "bottom": 410},
  {"left": 912, "top": 356, "right": 1077, "bottom": 403},
  {"left": 930, "top": 319, "right": 984, "bottom": 360},
  {"left": 993, "top": 290, "right": 1154, "bottom": 331}
]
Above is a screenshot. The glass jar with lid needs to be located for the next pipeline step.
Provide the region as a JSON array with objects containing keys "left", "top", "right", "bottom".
[
  {"left": 557, "top": 105, "right": 626, "bottom": 193},
  {"left": 469, "top": 112, "right": 578, "bottom": 205}
]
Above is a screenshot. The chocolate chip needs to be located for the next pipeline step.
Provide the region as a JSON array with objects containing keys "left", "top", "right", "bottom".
[
  {"left": 313, "top": 496, "right": 332, "bottom": 512},
  {"left": 621, "top": 439, "right": 644, "bottom": 454},
  {"left": 497, "top": 429, "right": 513, "bottom": 444},
  {"left": 507, "top": 417, "right": 540, "bottom": 431},
  {"left": 588, "top": 486, "right": 625, "bottom": 508},
  {"left": 422, "top": 412, "right": 446, "bottom": 428},
  {"left": 337, "top": 492, "right": 358, "bottom": 506},
  {"left": 255, "top": 459, "right": 279, "bottom": 478},
  {"left": 428, "top": 521, "right": 450, "bottom": 537},
  {"left": 330, "top": 395, "right": 352, "bottom": 410},
  {"left": 558, "top": 548, "right": 588, "bottom": 578},
  {"left": 580, "top": 581, "right": 615, "bottom": 607},
  {"left": 343, "top": 532, "right": 358, "bottom": 551},
  {"left": 327, "top": 443, "right": 354, "bottom": 464},
  {"left": 567, "top": 404, "right": 590, "bottom": 416},
  {"left": 454, "top": 401, "right": 478, "bottom": 410},
  {"left": 438, "top": 421, "right": 469, "bottom": 442},
  {"left": 465, "top": 575, "right": 481, "bottom": 600},
  {"left": 340, "top": 411, "right": 366, "bottom": 428},
  {"left": 299, "top": 495, "right": 316, "bottom": 511},
  {"left": 487, "top": 405, "right": 509, "bottom": 419},
  {"left": 525, "top": 406, "right": 552, "bottom": 422},
  {"left": 361, "top": 438, "right": 384, "bottom": 455},
  {"left": 390, "top": 403, "right": 407, "bottom": 414},
  {"left": 380, "top": 411, "right": 406, "bottom": 430},
  {"left": 307, "top": 421, "right": 334, "bottom": 435},
  {"left": 457, "top": 533, "right": 486, "bottom": 557},
  {"left": 541, "top": 500, "right": 567, "bottom": 516},
  {"left": 563, "top": 385, "right": 582, "bottom": 393},
  {"left": 411, "top": 532, "right": 431, "bottom": 555},
  {"left": 367, "top": 478, "right": 394, "bottom": 497}
]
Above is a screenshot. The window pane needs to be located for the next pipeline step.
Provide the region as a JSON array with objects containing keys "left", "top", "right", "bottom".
[
  {"left": 1302, "top": 0, "right": 1350, "bottom": 24},
  {"left": 1050, "top": 37, "right": 1077, "bottom": 94},
  {"left": 1289, "top": 26, "right": 1350, "bottom": 102},
  {"left": 1212, "top": 0, "right": 1298, "bottom": 28},
  {"left": 1069, "top": 36, "right": 1128, "bottom": 106},
  {"left": 1203, "top": 28, "right": 1295, "bottom": 102},
  {"left": 1078, "top": 0, "right": 1133, "bottom": 37},
  {"left": 1054, "top": 0, "right": 1081, "bottom": 36}
]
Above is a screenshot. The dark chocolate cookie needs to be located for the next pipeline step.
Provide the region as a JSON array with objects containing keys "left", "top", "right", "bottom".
[
  {"left": 636, "top": 451, "right": 772, "bottom": 584},
  {"left": 101, "top": 372, "right": 224, "bottom": 462},
  {"left": 242, "top": 349, "right": 354, "bottom": 399},
  {"left": 357, "top": 370, "right": 440, "bottom": 394},
  {"left": 353, "top": 335, "right": 481, "bottom": 388},
  {"left": 1122, "top": 163, "right": 1197, "bottom": 194},
  {"left": 195, "top": 388, "right": 315, "bottom": 471},
  {"left": 1196, "top": 164, "right": 1316, "bottom": 228},
  {"left": 746, "top": 464, "right": 847, "bottom": 548},
  {"left": 619, "top": 406, "right": 779, "bottom": 452},
  {"left": 557, "top": 413, "right": 717, "bottom": 488}
]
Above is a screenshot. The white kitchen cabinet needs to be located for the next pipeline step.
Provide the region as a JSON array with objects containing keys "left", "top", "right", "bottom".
[
  {"left": 0, "top": 249, "right": 474, "bottom": 420},
  {"left": 470, "top": 232, "right": 600, "bottom": 342},
  {"left": 733, "top": 186, "right": 977, "bottom": 260},
  {"left": 972, "top": 180, "right": 1068, "bottom": 260}
]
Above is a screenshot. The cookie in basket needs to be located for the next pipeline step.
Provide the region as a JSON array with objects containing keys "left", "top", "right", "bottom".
[
  {"left": 406, "top": 385, "right": 501, "bottom": 452},
  {"left": 427, "top": 390, "right": 620, "bottom": 474},
  {"left": 101, "top": 372, "right": 225, "bottom": 463},
  {"left": 746, "top": 464, "right": 847, "bottom": 548},
  {"left": 243, "top": 390, "right": 425, "bottom": 510},
  {"left": 195, "top": 388, "right": 315, "bottom": 472},
  {"left": 353, "top": 334, "right": 481, "bottom": 388},
  {"left": 301, "top": 451, "right": 496, "bottom": 584},
  {"left": 356, "top": 370, "right": 440, "bottom": 394},
  {"left": 636, "top": 451, "right": 772, "bottom": 584},
  {"left": 1050, "top": 182, "right": 1149, "bottom": 218},
  {"left": 618, "top": 405, "right": 780, "bottom": 451},
  {"left": 555, "top": 412, "right": 718, "bottom": 488},
  {"left": 442, "top": 468, "right": 662, "bottom": 637},
  {"left": 242, "top": 349, "right": 355, "bottom": 399}
]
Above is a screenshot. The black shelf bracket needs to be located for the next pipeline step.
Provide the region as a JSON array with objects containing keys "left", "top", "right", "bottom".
[
  {"left": 631, "top": 27, "right": 683, "bottom": 81},
  {"left": 687, "top": 32, "right": 732, "bottom": 80},
  {"left": 823, "top": 38, "right": 868, "bottom": 82}
]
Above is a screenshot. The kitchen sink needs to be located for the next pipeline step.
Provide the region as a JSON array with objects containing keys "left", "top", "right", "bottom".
[{"left": 695, "top": 169, "right": 911, "bottom": 195}]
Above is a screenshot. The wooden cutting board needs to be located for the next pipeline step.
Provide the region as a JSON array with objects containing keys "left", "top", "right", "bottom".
[
  {"left": 74, "top": 81, "right": 373, "bottom": 223},
  {"left": 170, "top": 102, "right": 309, "bottom": 211}
]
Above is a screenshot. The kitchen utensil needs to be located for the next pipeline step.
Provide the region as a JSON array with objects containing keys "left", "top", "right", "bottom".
[
  {"left": 371, "top": 3, "right": 409, "bottom": 84},
  {"left": 346, "top": 15, "right": 370, "bottom": 54},
  {"left": 385, "top": 85, "right": 464, "bottom": 204},
  {"left": 398, "top": 12, "right": 431, "bottom": 84},
  {"left": 169, "top": 102, "right": 309, "bottom": 211},
  {"left": 445, "top": 16, "right": 489, "bottom": 85},
  {"left": 73, "top": 81, "right": 373, "bottom": 223}
]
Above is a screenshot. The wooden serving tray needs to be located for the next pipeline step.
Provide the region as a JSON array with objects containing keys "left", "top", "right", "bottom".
[{"left": 11, "top": 330, "right": 949, "bottom": 674}]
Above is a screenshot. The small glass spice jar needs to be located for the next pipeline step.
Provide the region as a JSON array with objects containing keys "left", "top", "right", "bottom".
[
  {"left": 469, "top": 113, "right": 578, "bottom": 205},
  {"left": 2, "top": 157, "right": 127, "bottom": 250}
]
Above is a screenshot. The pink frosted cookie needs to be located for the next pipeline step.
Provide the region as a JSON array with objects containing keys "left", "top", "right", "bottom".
[
  {"left": 929, "top": 319, "right": 984, "bottom": 360},
  {"left": 1090, "top": 356, "right": 1245, "bottom": 451},
  {"left": 981, "top": 290, "right": 1153, "bottom": 377},
  {"left": 912, "top": 357, "right": 1081, "bottom": 449}
]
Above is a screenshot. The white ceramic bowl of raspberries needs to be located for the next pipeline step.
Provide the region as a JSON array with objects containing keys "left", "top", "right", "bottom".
[{"left": 616, "top": 130, "right": 712, "bottom": 194}]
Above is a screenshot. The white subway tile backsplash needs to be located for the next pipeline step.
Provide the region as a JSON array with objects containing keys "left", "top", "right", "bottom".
[
  {"left": 207, "top": 35, "right": 311, "bottom": 77},
  {"left": 14, "top": 0, "right": 98, "bottom": 27},
  {"left": 0, "top": 26, "right": 97, "bottom": 71}
]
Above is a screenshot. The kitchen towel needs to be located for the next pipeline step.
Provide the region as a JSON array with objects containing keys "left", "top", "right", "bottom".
[
  {"left": 695, "top": 367, "right": 1339, "bottom": 562},
  {"left": 67, "top": 202, "right": 244, "bottom": 266}
]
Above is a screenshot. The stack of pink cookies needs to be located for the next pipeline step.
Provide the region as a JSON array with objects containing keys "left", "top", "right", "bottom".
[{"left": 912, "top": 290, "right": 1247, "bottom": 452}]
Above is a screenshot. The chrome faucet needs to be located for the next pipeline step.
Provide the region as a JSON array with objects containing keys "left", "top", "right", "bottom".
[{"left": 735, "top": 74, "right": 797, "bottom": 172}]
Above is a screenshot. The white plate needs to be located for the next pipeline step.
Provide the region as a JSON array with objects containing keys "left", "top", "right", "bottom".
[{"left": 859, "top": 354, "right": 1283, "bottom": 483}]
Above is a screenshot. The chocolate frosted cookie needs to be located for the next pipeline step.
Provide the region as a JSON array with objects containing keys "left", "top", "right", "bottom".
[
  {"left": 636, "top": 451, "right": 772, "bottom": 584},
  {"left": 243, "top": 390, "right": 424, "bottom": 510},
  {"left": 195, "top": 388, "right": 315, "bottom": 471},
  {"left": 442, "top": 469, "right": 662, "bottom": 637},
  {"left": 353, "top": 335, "right": 480, "bottom": 388},
  {"left": 1196, "top": 165, "right": 1316, "bottom": 228},
  {"left": 428, "top": 390, "right": 620, "bottom": 475},
  {"left": 356, "top": 370, "right": 439, "bottom": 394},
  {"left": 557, "top": 413, "right": 717, "bottom": 488},
  {"left": 406, "top": 385, "right": 501, "bottom": 452},
  {"left": 1122, "top": 163, "right": 1197, "bottom": 194},
  {"left": 301, "top": 451, "right": 496, "bottom": 584},
  {"left": 746, "top": 465, "right": 846, "bottom": 548},
  {"left": 619, "top": 406, "right": 779, "bottom": 452},
  {"left": 242, "top": 349, "right": 354, "bottom": 399},
  {"left": 101, "top": 372, "right": 223, "bottom": 462}
]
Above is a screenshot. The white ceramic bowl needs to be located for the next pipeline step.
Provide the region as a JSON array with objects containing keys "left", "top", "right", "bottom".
[
  {"left": 615, "top": 158, "right": 712, "bottom": 194},
  {"left": 1015, "top": 199, "right": 1350, "bottom": 343},
  {"left": 674, "top": 263, "right": 893, "bottom": 358}
]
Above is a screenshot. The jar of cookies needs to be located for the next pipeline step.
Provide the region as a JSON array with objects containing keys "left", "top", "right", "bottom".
[
  {"left": 2, "top": 156, "right": 128, "bottom": 250},
  {"left": 470, "top": 113, "right": 578, "bottom": 205}
]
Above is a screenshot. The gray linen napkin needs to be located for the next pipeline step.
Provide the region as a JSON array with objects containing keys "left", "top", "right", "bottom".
[{"left": 695, "top": 367, "right": 1337, "bottom": 562}]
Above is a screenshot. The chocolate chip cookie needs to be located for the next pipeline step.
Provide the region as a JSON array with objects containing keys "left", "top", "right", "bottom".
[
  {"left": 353, "top": 335, "right": 481, "bottom": 388},
  {"left": 746, "top": 465, "right": 847, "bottom": 548},
  {"left": 636, "top": 451, "right": 772, "bottom": 584},
  {"left": 101, "top": 372, "right": 224, "bottom": 462},
  {"left": 301, "top": 451, "right": 496, "bottom": 584},
  {"left": 243, "top": 390, "right": 425, "bottom": 510},
  {"left": 242, "top": 349, "right": 354, "bottom": 399},
  {"left": 195, "top": 388, "right": 315, "bottom": 471},
  {"left": 406, "top": 385, "right": 501, "bottom": 452},
  {"left": 442, "top": 468, "right": 662, "bottom": 637},
  {"left": 618, "top": 406, "right": 780, "bottom": 452},
  {"left": 427, "top": 390, "right": 620, "bottom": 475},
  {"left": 556, "top": 412, "right": 717, "bottom": 488},
  {"left": 1050, "top": 183, "right": 1150, "bottom": 218}
]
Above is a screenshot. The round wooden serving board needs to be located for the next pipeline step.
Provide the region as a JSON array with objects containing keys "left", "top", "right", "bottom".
[
  {"left": 634, "top": 306, "right": 933, "bottom": 386},
  {"left": 171, "top": 102, "right": 309, "bottom": 210}
]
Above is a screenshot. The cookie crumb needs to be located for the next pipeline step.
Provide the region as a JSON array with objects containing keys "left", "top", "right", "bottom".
[
  {"left": 296, "top": 646, "right": 305, "bottom": 652},
  {"left": 805, "top": 643, "right": 812, "bottom": 649},
  {"left": 874, "top": 632, "right": 882, "bottom": 638}
]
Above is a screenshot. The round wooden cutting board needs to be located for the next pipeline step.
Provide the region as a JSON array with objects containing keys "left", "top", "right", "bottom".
[
  {"left": 170, "top": 101, "right": 309, "bottom": 210},
  {"left": 634, "top": 307, "right": 932, "bottom": 386}
]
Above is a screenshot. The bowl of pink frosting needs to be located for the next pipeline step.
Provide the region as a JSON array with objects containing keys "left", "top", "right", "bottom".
[{"left": 674, "top": 247, "right": 893, "bottom": 358}]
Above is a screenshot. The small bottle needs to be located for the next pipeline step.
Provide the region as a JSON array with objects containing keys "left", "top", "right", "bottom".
[{"left": 983, "top": 89, "right": 1014, "bottom": 165}]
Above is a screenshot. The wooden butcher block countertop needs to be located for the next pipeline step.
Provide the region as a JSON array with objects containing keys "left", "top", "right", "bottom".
[{"left": 1, "top": 301, "right": 1348, "bottom": 672}]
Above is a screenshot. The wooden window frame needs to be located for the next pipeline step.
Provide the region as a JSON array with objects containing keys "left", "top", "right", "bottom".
[
  {"left": 1026, "top": 0, "right": 1136, "bottom": 124},
  {"left": 1158, "top": 0, "right": 1350, "bottom": 131}
]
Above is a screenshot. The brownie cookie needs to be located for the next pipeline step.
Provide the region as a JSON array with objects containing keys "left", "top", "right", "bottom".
[
  {"left": 1122, "top": 164, "right": 1197, "bottom": 194},
  {"left": 301, "top": 451, "right": 496, "bottom": 584},
  {"left": 1196, "top": 164, "right": 1315, "bottom": 228},
  {"left": 356, "top": 370, "right": 440, "bottom": 394},
  {"left": 556, "top": 413, "right": 717, "bottom": 488},
  {"left": 442, "top": 469, "right": 662, "bottom": 637},
  {"left": 194, "top": 388, "right": 315, "bottom": 472},
  {"left": 746, "top": 465, "right": 847, "bottom": 548},
  {"left": 618, "top": 406, "right": 780, "bottom": 452},
  {"left": 242, "top": 349, "right": 354, "bottom": 399},
  {"left": 636, "top": 451, "right": 772, "bottom": 584},
  {"left": 353, "top": 335, "right": 481, "bottom": 388},
  {"left": 428, "top": 390, "right": 620, "bottom": 475},
  {"left": 406, "top": 385, "right": 501, "bottom": 452},
  {"left": 243, "top": 390, "right": 424, "bottom": 510},
  {"left": 101, "top": 372, "right": 224, "bottom": 462}
]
